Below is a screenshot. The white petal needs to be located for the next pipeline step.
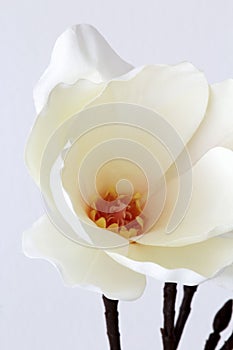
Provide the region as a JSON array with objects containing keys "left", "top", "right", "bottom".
[
  {"left": 108, "top": 236, "right": 233, "bottom": 286},
  {"left": 187, "top": 79, "right": 233, "bottom": 163},
  {"left": 89, "top": 62, "right": 209, "bottom": 146},
  {"left": 222, "top": 132, "right": 233, "bottom": 150},
  {"left": 140, "top": 147, "right": 233, "bottom": 246},
  {"left": 23, "top": 215, "right": 146, "bottom": 300},
  {"left": 34, "top": 24, "right": 133, "bottom": 113},
  {"left": 26, "top": 79, "right": 105, "bottom": 185},
  {"left": 38, "top": 101, "right": 195, "bottom": 249},
  {"left": 211, "top": 264, "right": 233, "bottom": 290}
]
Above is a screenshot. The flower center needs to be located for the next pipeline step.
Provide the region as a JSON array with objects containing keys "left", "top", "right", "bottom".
[{"left": 88, "top": 187, "right": 145, "bottom": 239}]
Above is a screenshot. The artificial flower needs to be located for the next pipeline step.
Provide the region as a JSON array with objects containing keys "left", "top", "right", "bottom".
[{"left": 23, "top": 24, "right": 233, "bottom": 300}]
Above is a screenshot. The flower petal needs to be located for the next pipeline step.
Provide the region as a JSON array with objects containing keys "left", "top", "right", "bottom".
[
  {"left": 211, "top": 264, "right": 233, "bottom": 290},
  {"left": 140, "top": 147, "right": 233, "bottom": 246},
  {"left": 89, "top": 62, "right": 209, "bottom": 145},
  {"left": 187, "top": 79, "right": 233, "bottom": 163},
  {"left": 34, "top": 24, "right": 133, "bottom": 113},
  {"left": 23, "top": 215, "right": 146, "bottom": 300},
  {"left": 108, "top": 236, "right": 233, "bottom": 286},
  {"left": 38, "top": 103, "right": 183, "bottom": 247},
  {"left": 26, "top": 79, "right": 105, "bottom": 185}
]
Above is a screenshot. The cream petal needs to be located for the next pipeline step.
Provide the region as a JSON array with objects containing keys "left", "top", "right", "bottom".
[
  {"left": 23, "top": 215, "right": 146, "bottom": 300},
  {"left": 39, "top": 103, "right": 186, "bottom": 247},
  {"left": 211, "top": 264, "right": 233, "bottom": 290},
  {"left": 139, "top": 147, "right": 233, "bottom": 246},
  {"left": 222, "top": 132, "right": 233, "bottom": 150},
  {"left": 26, "top": 79, "right": 105, "bottom": 185},
  {"left": 108, "top": 236, "right": 233, "bottom": 286},
  {"left": 89, "top": 63, "right": 209, "bottom": 146},
  {"left": 187, "top": 79, "right": 233, "bottom": 164},
  {"left": 34, "top": 24, "right": 133, "bottom": 114},
  {"left": 47, "top": 152, "right": 128, "bottom": 248}
]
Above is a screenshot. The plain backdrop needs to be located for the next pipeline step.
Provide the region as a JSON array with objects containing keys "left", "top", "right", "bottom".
[{"left": 1, "top": 0, "right": 233, "bottom": 349}]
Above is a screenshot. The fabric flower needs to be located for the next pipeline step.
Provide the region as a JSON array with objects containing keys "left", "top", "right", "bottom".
[{"left": 23, "top": 24, "right": 233, "bottom": 301}]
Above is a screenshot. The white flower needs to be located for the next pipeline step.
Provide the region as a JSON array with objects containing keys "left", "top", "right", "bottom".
[{"left": 23, "top": 24, "right": 233, "bottom": 301}]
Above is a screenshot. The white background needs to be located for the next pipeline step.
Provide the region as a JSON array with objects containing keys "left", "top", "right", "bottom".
[{"left": 1, "top": 0, "right": 233, "bottom": 349}]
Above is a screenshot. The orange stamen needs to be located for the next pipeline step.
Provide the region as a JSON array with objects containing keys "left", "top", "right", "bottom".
[{"left": 88, "top": 188, "right": 145, "bottom": 238}]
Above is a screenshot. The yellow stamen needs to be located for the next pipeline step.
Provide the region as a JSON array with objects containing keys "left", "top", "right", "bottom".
[
  {"left": 95, "top": 217, "right": 106, "bottom": 228},
  {"left": 87, "top": 187, "right": 146, "bottom": 238},
  {"left": 133, "top": 192, "right": 141, "bottom": 199},
  {"left": 135, "top": 199, "right": 142, "bottom": 212},
  {"left": 90, "top": 209, "right": 97, "bottom": 221},
  {"left": 108, "top": 223, "right": 119, "bottom": 232},
  {"left": 105, "top": 186, "right": 117, "bottom": 198},
  {"left": 119, "top": 227, "right": 130, "bottom": 239},
  {"left": 136, "top": 216, "right": 144, "bottom": 228},
  {"left": 128, "top": 228, "right": 137, "bottom": 238}
]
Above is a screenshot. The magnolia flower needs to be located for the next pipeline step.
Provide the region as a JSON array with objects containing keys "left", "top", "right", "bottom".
[{"left": 23, "top": 24, "right": 233, "bottom": 301}]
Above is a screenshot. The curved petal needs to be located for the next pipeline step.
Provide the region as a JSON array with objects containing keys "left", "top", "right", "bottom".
[
  {"left": 140, "top": 147, "right": 233, "bottom": 246},
  {"left": 26, "top": 79, "right": 105, "bottom": 185},
  {"left": 108, "top": 236, "right": 233, "bottom": 286},
  {"left": 187, "top": 79, "right": 233, "bottom": 164},
  {"left": 89, "top": 63, "right": 209, "bottom": 146},
  {"left": 38, "top": 103, "right": 183, "bottom": 248},
  {"left": 23, "top": 215, "right": 146, "bottom": 301},
  {"left": 212, "top": 264, "right": 233, "bottom": 290},
  {"left": 222, "top": 132, "right": 233, "bottom": 150},
  {"left": 34, "top": 24, "right": 133, "bottom": 113}
]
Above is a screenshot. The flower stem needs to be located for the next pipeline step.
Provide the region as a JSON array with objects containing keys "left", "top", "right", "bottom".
[
  {"left": 161, "top": 282, "right": 177, "bottom": 350},
  {"left": 102, "top": 295, "right": 121, "bottom": 350},
  {"left": 174, "top": 285, "right": 198, "bottom": 348},
  {"left": 204, "top": 299, "right": 233, "bottom": 350},
  {"left": 219, "top": 331, "right": 233, "bottom": 350}
]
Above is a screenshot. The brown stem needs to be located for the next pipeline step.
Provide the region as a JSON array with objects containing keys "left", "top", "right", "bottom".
[
  {"left": 102, "top": 295, "right": 121, "bottom": 350},
  {"left": 204, "top": 299, "right": 233, "bottom": 350},
  {"left": 220, "top": 332, "right": 233, "bottom": 350},
  {"left": 161, "top": 282, "right": 177, "bottom": 350},
  {"left": 174, "top": 285, "right": 198, "bottom": 348}
]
